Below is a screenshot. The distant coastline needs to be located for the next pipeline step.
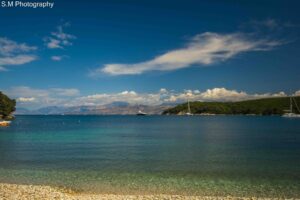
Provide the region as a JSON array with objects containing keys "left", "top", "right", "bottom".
[
  {"left": 13, "top": 96, "right": 300, "bottom": 116},
  {"left": 14, "top": 104, "right": 171, "bottom": 115},
  {"left": 163, "top": 96, "right": 300, "bottom": 116}
]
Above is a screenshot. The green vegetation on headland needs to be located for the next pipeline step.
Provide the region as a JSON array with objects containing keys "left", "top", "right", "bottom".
[
  {"left": 163, "top": 96, "right": 300, "bottom": 115},
  {"left": 0, "top": 91, "right": 16, "bottom": 120}
]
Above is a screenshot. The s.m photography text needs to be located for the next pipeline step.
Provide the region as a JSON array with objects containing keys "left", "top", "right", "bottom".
[{"left": 1, "top": 1, "right": 54, "bottom": 8}]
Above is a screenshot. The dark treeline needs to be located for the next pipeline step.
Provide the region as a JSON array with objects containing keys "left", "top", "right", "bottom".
[
  {"left": 163, "top": 96, "right": 300, "bottom": 115},
  {"left": 0, "top": 91, "right": 16, "bottom": 120}
]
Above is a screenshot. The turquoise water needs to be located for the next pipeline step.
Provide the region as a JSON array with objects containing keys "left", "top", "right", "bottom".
[{"left": 0, "top": 115, "right": 299, "bottom": 197}]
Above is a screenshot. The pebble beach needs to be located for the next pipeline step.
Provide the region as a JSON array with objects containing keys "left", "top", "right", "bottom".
[{"left": 0, "top": 183, "right": 285, "bottom": 200}]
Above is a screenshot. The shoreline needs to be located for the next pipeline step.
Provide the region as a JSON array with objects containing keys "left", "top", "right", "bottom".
[{"left": 0, "top": 183, "right": 285, "bottom": 200}]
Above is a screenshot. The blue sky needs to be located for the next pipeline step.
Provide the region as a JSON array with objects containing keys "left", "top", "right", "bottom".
[{"left": 0, "top": 0, "right": 300, "bottom": 109}]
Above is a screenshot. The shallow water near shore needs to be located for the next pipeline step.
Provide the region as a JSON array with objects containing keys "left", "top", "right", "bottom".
[{"left": 0, "top": 115, "right": 299, "bottom": 197}]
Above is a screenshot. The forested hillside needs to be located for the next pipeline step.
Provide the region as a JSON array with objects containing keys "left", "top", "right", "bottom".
[{"left": 163, "top": 96, "right": 300, "bottom": 115}]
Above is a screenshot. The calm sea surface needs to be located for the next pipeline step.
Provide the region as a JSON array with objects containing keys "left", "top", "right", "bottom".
[{"left": 0, "top": 115, "right": 299, "bottom": 197}]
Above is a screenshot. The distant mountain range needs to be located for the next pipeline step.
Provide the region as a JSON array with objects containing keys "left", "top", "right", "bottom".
[{"left": 15, "top": 102, "right": 173, "bottom": 115}]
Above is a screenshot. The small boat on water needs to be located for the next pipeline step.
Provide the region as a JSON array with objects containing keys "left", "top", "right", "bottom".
[
  {"left": 0, "top": 121, "right": 11, "bottom": 127},
  {"left": 137, "top": 110, "right": 147, "bottom": 116},
  {"left": 283, "top": 113, "right": 300, "bottom": 118},
  {"left": 282, "top": 96, "right": 300, "bottom": 118}
]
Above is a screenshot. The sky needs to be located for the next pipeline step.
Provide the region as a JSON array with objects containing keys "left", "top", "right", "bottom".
[{"left": 0, "top": 0, "right": 300, "bottom": 109}]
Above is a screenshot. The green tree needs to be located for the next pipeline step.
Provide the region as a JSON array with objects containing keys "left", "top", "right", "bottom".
[{"left": 0, "top": 91, "right": 16, "bottom": 119}]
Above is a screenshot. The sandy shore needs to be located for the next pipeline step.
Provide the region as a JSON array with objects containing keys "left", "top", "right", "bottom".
[{"left": 0, "top": 183, "right": 284, "bottom": 200}]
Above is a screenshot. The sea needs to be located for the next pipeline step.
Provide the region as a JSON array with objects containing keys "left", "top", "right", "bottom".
[{"left": 0, "top": 115, "right": 299, "bottom": 197}]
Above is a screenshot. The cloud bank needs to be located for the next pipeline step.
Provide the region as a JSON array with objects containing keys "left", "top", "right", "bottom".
[
  {"left": 5, "top": 86, "right": 299, "bottom": 109},
  {"left": 92, "top": 32, "right": 283, "bottom": 76},
  {"left": 5, "top": 86, "right": 80, "bottom": 109}
]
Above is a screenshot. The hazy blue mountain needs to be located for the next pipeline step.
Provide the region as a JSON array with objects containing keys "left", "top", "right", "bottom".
[{"left": 15, "top": 102, "right": 172, "bottom": 115}]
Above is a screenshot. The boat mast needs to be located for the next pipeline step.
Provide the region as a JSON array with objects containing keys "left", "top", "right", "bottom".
[
  {"left": 187, "top": 99, "right": 191, "bottom": 113},
  {"left": 290, "top": 96, "right": 293, "bottom": 113},
  {"left": 292, "top": 96, "right": 300, "bottom": 113}
]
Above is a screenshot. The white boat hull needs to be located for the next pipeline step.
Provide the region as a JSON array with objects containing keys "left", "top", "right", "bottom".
[
  {"left": 282, "top": 113, "right": 300, "bottom": 118},
  {"left": 137, "top": 110, "right": 147, "bottom": 115},
  {"left": 185, "top": 112, "right": 193, "bottom": 116}
]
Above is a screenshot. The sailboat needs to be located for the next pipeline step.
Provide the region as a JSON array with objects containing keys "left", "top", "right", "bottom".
[
  {"left": 137, "top": 110, "right": 147, "bottom": 116},
  {"left": 185, "top": 99, "right": 193, "bottom": 116},
  {"left": 282, "top": 96, "right": 300, "bottom": 118},
  {"left": 136, "top": 104, "right": 147, "bottom": 116}
]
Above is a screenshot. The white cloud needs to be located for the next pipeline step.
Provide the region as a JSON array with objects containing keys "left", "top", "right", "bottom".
[
  {"left": 250, "top": 19, "right": 279, "bottom": 30},
  {"left": 8, "top": 86, "right": 80, "bottom": 98},
  {"left": 159, "top": 88, "right": 167, "bottom": 93},
  {"left": 0, "top": 37, "right": 37, "bottom": 56},
  {"left": 200, "top": 88, "right": 248, "bottom": 101},
  {"left": 8, "top": 86, "right": 49, "bottom": 98},
  {"left": 248, "top": 18, "right": 299, "bottom": 30},
  {"left": 0, "top": 55, "right": 37, "bottom": 66},
  {"left": 120, "top": 90, "right": 137, "bottom": 95},
  {"left": 51, "top": 55, "right": 68, "bottom": 61},
  {"left": 50, "top": 88, "right": 80, "bottom": 96},
  {"left": 51, "top": 55, "right": 62, "bottom": 61},
  {"left": 0, "top": 37, "right": 37, "bottom": 71},
  {"left": 17, "top": 97, "right": 36, "bottom": 102},
  {"left": 270, "top": 91, "right": 286, "bottom": 97},
  {"left": 44, "top": 23, "right": 76, "bottom": 49},
  {"left": 47, "top": 38, "right": 62, "bottom": 49},
  {"left": 92, "top": 32, "right": 283, "bottom": 76},
  {"left": 294, "top": 90, "right": 300, "bottom": 96}
]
